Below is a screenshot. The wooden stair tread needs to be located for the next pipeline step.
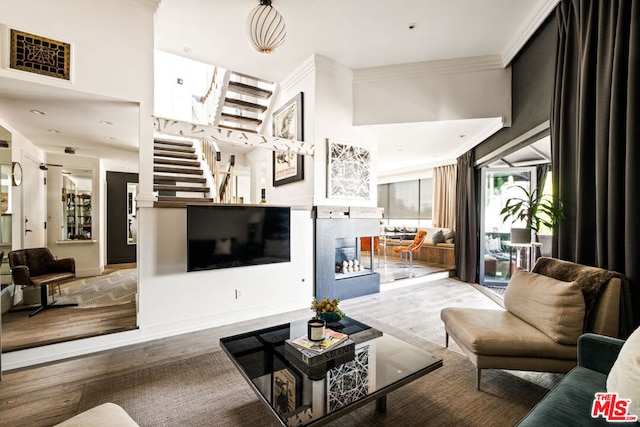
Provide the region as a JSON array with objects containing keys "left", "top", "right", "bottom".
[
  {"left": 154, "top": 197, "right": 214, "bottom": 208},
  {"left": 154, "top": 158, "right": 201, "bottom": 167},
  {"left": 154, "top": 166, "right": 203, "bottom": 175},
  {"left": 153, "top": 144, "right": 195, "bottom": 154},
  {"left": 154, "top": 184, "right": 209, "bottom": 193},
  {"left": 227, "top": 81, "right": 273, "bottom": 99},
  {"left": 220, "top": 113, "right": 262, "bottom": 126},
  {"left": 154, "top": 150, "right": 198, "bottom": 160},
  {"left": 224, "top": 98, "right": 267, "bottom": 113},
  {"left": 154, "top": 175, "right": 207, "bottom": 184},
  {"left": 154, "top": 139, "right": 194, "bottom": 148},
  {"left": 230, "top": 71, "right": 274, "bottom": 86}
]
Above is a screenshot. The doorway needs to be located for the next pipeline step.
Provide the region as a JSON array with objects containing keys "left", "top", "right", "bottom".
[{"left": 479, "top": 167, "right": 536, "bottom": 286}]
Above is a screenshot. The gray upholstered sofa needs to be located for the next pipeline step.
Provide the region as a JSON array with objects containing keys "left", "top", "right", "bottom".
[
  {"left": 517, "top": 333, "right": 627, "bottom": 426},
  {"left": 441, "top": 258, "right": 627, "bottom": 389}
]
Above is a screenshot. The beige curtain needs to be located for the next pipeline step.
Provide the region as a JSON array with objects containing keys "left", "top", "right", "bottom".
[{"left": 433, "top": 164, "right": 457, "bottom": 229}]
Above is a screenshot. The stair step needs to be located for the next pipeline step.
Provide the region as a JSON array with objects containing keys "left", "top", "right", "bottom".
[
  {"left": 218, "top": 124, "right": 258, "bottom": 134},
  {"left": 154, "top": 175, "right": 207, "bottom": 184},
  {"left": 154, "top": 158, "right": 201, "bottom": 168},
  {"left": 153, "top": 144, "right": 195, "bottom": 154},
  {"left": 154, "top": 139, "right": 194, "bottom": 148},
  {"left": 224, "top": 98, "right": 267, "bottom": 114},
  {"left": 230, "top": 71, "right": 274, "bottom": 86},
  {"left": 154, "top": 184, "right": 209, "bottom": 193},
  {"left": 154, "top": 165, "right": 203, "bottom": 175},
  {"left": 155, "top": 197, "right": 214, "bottom": 208},
  {"left": 154, "top": 150, "right": 198, "bottom": 160},
  {"left": 220, "top": 113, "right": 262, "bottom": 127},
  {"left": 227, "top": 81, "right": 273, "bottom": 99}
]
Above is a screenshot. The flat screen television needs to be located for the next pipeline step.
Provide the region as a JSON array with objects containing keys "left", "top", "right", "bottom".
[{"left": 187, "top": 205, "right": 291, "bottom": 272}]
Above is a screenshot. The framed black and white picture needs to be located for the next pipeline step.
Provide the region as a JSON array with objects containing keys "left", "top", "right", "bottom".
[
  {"left": 273, "top": 368, "right": 297, "bottom": 415},
  {"left": 327, "top": 139, "right": 371, "bottom": 200},
  {"left": 273, "top": 92, "right": 304, "bottom": 186}
]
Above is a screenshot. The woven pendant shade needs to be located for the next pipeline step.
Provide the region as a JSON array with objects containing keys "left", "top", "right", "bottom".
[{"left": 246, "top": 0, "right": 286, "bottom": 54}]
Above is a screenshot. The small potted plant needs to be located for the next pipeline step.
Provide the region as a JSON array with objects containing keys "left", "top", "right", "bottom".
[
  {"left": 500, "top": 185, "right": 565, "bottom": 243},
  {"left": 311, "top": 297, "right": 345, "bottom": 323}
]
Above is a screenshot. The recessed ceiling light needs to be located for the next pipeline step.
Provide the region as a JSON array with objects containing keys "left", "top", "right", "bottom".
[
  {"left": 100, "top": 120, "right": 113, "bottom": 125},
  {"left": 30, "top": 109, "right": 46, "bottom": 115},
  {"left": 48, "top": 129, "right": 61, "bottom": 134}
]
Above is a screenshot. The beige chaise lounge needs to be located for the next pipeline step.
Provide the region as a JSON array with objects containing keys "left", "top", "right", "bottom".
[{"left": 441, "top": 257, "right": 630, "bottom": 389}]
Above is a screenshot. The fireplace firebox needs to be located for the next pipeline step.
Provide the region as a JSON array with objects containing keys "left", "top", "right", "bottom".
[{"left": 315, "top": 206, "right": 382, "bottom": 301}]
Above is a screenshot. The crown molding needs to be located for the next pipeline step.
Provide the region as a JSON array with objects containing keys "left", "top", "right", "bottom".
[
  {"left": 501, "top": 0, "right": 560, "bottom": 66},
  {"left": 117, "top": 0, "right": 161, "bottom": 12},
  {"left": 280, "top": 54, "right": 315, "bottom": 92},
  {"left": 354, "top": 55, "right": 504, "bottom": 83}
]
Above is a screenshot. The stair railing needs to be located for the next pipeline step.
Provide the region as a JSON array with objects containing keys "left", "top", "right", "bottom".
[{"left": 200, "top": 139, "right": 220, "bottom": 202}]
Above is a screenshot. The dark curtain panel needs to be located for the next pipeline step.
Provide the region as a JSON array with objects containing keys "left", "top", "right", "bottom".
[
  {"left": 551, "top": 0, "right": 639, "bottom": 331},
  {"left": 535, "top": 163, "right": 551, "bottom": 256},
  {"left": 536, "top": 163, "right": 550, "bottom": 196},
  {"left": 455, "top": 151, "right": 478, "bottom": 282}
]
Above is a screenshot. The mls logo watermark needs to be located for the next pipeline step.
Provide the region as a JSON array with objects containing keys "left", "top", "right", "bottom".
[{"left": 592, "top": 392, "right": 638, "bottom": 422}]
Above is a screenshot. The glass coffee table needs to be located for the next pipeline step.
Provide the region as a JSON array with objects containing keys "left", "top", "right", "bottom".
[{"left": 220, "top": 317, "right": 443, "bottom": 426}]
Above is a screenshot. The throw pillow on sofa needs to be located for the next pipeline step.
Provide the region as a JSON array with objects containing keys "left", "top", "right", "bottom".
[
  {"left": 504, "top": 268, "right": 585, "bottom": 345},
  {"left": 431, "top": 229, "right": 445, "bottom": 244},
  {"left": 444, "top": 229, "right": 455, "bottom": 244},
  {"left": 607, "top": 326, "right": 640, "bottom": 420}
]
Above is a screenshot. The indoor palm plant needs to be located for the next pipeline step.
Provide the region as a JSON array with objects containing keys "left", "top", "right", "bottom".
[{"left": 500, "top": 185, "right": 565, "bottom": 243}]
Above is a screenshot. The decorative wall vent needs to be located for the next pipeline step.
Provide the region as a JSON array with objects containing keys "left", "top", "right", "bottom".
[{"left": 10, "top": 29, "right": 70, "bottom": 80}]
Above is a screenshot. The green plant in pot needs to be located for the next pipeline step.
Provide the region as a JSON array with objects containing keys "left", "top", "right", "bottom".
[
  {"left": 311, "top": 297, "right": 344, "bottom": 323},
  {"left": 500, "top": 185, "right": 565, "bottom": 244}
]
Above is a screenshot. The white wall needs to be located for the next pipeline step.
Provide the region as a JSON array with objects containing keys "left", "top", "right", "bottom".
[
  {"left": 0, "top": 117, "right": 45, "bottom": 250},
  {"left": 136, "top": 207, "right": 315, "bottom": 332},
  {"left": 154, "top": 50, "right": 214, "bottom": 123},
  {"left": 353, "top": 55, "right": 511, "bottom": 127},
  {"left": 0, "top": 0, "right": 155, "bottom": 102},
  {"left": 313, "top": 55, "right": 378, "bottom": 208},
  {"left": 261, "top": 55, "right": 317, "bottom": 206}
]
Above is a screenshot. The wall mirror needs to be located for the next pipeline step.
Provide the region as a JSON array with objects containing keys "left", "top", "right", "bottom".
[
  {"left": 61, "top": 168, "right": 92, "bottom": 240},
  {"left": 127, "top": 182, "right": 137, "bottom": 245}
]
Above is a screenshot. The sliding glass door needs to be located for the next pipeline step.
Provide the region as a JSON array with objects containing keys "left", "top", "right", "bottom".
[{"left": 479, "top": 167, "right": 536, "bottom": 285}]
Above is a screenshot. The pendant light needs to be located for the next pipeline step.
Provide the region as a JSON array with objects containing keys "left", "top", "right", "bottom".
[{"left": 246, "top": 0, "right": 286, "bottom": 54}]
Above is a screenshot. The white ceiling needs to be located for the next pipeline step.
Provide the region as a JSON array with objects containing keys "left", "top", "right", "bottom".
[{"left": 0, "top": 0, "right": 557, "bottom": 176}]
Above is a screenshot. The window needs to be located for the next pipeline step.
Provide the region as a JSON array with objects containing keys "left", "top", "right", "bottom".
[{"left": 378, "top": 178, "right": 433, "bottom": 220}]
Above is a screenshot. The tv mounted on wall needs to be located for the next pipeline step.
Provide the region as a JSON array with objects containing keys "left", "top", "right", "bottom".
[{"left": 187, "top": 205, "right": 291, "bottom": 272}]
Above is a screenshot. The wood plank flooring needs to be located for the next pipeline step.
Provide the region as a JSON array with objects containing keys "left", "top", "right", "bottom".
[
  {"left": 0, "top": 276, "right": 507, "bottom": 426},
  {"left": 1, "top": 258, "right": 450, "bottom": 354},
  {"left": 1, "top": 264, "right": 138, "bottom": 353},
  {"left": 1, "top": 303, "right": 137, "bottom": 352}
]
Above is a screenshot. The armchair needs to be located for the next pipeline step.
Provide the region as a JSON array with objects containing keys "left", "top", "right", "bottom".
[
  {"left": 9, "top": 247, "right": 77, "bottom": 317},
  {"left": 393, "top": 229, "right": 427, "bottom": 269}
]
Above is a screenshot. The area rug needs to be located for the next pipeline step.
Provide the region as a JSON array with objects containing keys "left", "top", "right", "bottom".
[
  {"left": 77, "top": 327, "right": 547, "bottom": 427},
  {"left": 57, "top": 268, "right": 137, "bottom": 309}
]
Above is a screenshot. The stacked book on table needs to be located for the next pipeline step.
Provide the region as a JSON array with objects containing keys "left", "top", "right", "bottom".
[{"left": 284, "top": 329, "right": 356, "bottom": 380}]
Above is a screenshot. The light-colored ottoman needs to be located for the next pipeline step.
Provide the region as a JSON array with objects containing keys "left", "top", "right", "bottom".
[{"left": 55, "top": 402, "right": 138, "bottom": 427}]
